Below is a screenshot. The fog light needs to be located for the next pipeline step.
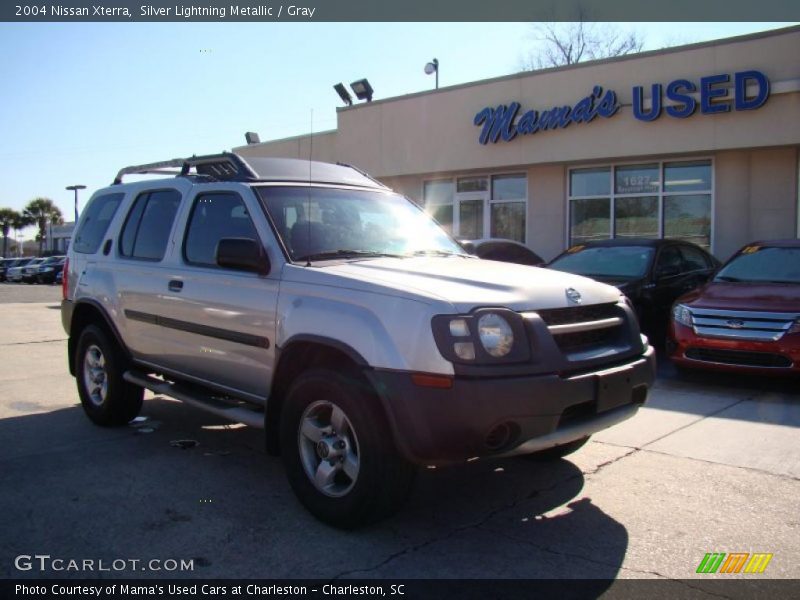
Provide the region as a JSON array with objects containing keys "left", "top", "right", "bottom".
[
  {"left": 449, "top": 319, "right": 469, "bottom": 337},
  {"left": 454, "top": 342, "right": 476, "bottom": 360}
]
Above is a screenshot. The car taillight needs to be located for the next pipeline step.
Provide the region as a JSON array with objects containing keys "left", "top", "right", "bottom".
[{"left": 62, "top": 258, "right": 69, "bottom": 300}]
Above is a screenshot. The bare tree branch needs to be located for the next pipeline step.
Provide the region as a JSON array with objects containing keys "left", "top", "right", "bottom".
[{"left": 520, "top": 21, "right": 645, "bottom": 71}]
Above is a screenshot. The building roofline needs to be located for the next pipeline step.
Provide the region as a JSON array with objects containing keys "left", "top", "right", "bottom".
[{"left": 337, "top": 24, "right": 800, "bottom": 112}]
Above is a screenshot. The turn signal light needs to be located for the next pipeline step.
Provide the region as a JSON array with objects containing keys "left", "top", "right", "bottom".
[{"left": 411, "top": 373, "right": 453, "bottom": 389}]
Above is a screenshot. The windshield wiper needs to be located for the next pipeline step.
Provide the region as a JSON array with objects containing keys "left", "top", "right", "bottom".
[
  {"left": 715, "top": 276, "right": 742, "bottom": 282},
  {"left": 295, "top": 249, "right": 406, "bottom": 263}
]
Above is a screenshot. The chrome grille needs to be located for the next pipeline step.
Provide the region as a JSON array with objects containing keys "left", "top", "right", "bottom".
[
  {"left": 526, "top": 303, "right": 624, "bottom": 354},
  {"left": 688, "top": 308, "right": 799, "bottom": 342}
]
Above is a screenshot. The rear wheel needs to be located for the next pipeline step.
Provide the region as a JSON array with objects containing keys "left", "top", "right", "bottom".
[
  {"left": 75, "top": 324, "right": 143, "bottom": 426},
  {"left": 280, "top": 368, "right": 416, "bottom": 529}
]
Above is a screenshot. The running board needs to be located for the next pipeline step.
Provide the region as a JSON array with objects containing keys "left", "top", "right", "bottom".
[{"left": 123, "top": 370, "right": 264, "bottom": 429}]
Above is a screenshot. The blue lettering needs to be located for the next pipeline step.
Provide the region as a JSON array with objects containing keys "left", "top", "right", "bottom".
[
  {"left": 595, "top": 88, "right": 619, "bottom": 118},
  {"left": 734, "top": 70, "right": 769, "bottom": 110},
  {"left": 632, "top": 84, "right": 662, "bottom": 121},
  {"left": 517, "top": 110, "right": 538, "bottom": 135},
  {"left": 473, "top": 85, "right": 618, "bottom": 144},
  {"left": 700, "top": 74, "right": 730, "bottom": 114},
  {"left": 665, "top": 79, "right": 697, "bottom": 118},
  {"left": 473, "top": 103, "right": 520, "bottom": 145}
]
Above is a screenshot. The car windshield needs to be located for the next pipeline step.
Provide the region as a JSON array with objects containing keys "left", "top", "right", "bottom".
[
  {"left": 550, "top": 246, "right": 655, "bottom": 279},
  {"left": 714, "top": 246, "right": 800, "bottom": 284},
  {"left": 257, "top": 187, "right": 467, "bottom": 262}
]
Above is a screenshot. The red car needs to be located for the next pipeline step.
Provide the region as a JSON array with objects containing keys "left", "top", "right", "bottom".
[{"left": 669, "top": 240, "right": 800, "bottom": 375}]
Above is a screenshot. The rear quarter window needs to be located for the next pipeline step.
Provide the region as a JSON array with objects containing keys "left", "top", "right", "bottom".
[{"left": 72, "top": 192, "right": 124, "bottom": 254}]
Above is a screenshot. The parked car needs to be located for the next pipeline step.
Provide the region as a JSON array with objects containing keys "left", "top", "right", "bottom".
[
  {"left": 63, "top": 152, "right": 655, "bottom": 528},
  {"left": 21, "top": 258, "right": 47, "bottom": 283},
  {"left": 0, "top": 258, "right": 17, "bottom": 282},
  {"left": 36, "top": 255, "right": 66, "bottom": 284},
  {"left": 669, "top": 239, "right": 800, "bottom": 375},
  {"left": 6, "top": 258, "right": 35, "bottom": 283},
  {"left": 548, "top": 239, "right": 720, "bottom": 339},
  {"left": 460, "top": 238, "right": 545, "bottom": 267}
]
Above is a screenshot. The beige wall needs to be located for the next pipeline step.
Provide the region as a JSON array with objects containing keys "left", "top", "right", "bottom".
[{"left": 234, "top": 27, "right": 800, "bottom": 259}]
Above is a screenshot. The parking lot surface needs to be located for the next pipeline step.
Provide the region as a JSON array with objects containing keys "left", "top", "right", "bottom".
[{"left": 0, "top": 285, "right": 798, "bottom": 586}]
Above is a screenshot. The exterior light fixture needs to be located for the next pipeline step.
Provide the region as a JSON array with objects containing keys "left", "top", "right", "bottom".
[
  {"left": 334, "top": 83, "right": 353, "bottom": 106},
  {"left": 244, "top": 132, "right": 261, "bottom": 144},
  {"left": 66, "top": 184, "right": 86, "bottom": 221},
  {"left": 425, "top": 58, "right": 439, "bottom": 89},
  {"left": 350, "top": 79, "right": 374, "bottom": 102}
]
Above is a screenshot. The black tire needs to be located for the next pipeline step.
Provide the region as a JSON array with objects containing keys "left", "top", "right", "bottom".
[
  {"left": 75, "top": 324, "right": 143, "bottom": 426},
  {"left": 280, "top": 368, "right": 416, "bottom": 529},
  {"left": 521, "top": 436, "right": 590, "bottom": 461}
]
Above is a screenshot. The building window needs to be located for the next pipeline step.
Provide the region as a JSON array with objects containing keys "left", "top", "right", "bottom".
[
  {"left": 424, "top": 174, "right": 527, "bottom": 243},
  {"left": 568, "top": 160, "right": 712, "bottom": 250},
  {"left": 423, "top": 179, "right": 454, "bottom": 234}
]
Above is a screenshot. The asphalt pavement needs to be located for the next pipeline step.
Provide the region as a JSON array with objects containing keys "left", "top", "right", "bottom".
[{"left": 0, "top": 284, "right": 798, "bottom": 590}]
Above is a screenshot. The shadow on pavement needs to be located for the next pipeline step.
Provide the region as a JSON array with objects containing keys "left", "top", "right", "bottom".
[{"left": 0, "top": 397, "right": 628, "bottom": 583}]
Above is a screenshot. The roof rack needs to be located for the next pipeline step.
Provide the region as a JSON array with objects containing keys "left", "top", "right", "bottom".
[{"left": 113, "top": 152, "right": 257, "bottom": 185}]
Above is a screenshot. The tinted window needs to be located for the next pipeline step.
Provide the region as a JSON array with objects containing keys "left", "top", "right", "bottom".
[
  {"left": 73, "top": 193, "right": 124, "bottom": 254},
  {"left": 184, "top": 193, "right": 259, "bottom": 267},
  {"left": 550, "top": 246, "right": 654, "bottom": 279},
  {"left": 656, "top": 246, "right": 683, "bottom": 275},
  {"left": 119, "top": 190, "right": 181, "bottom": 261},
  {"left": 715, "top": 246, "right": 800, "bottom": 284},
  {"left": 681, "top": 245, "right": 711, "bottom": 271}
]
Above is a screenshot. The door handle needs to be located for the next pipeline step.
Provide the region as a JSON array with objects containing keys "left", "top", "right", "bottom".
[{"left": 168, "top": 280, "right": 183, "bottom": 292}]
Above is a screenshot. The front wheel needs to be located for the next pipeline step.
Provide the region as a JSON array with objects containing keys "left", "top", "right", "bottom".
[
  {"left": 75, "top": 324, "right": 143, "bottom": 426},
  {"left": 280, "top": 368, "right": 416, "bottom": 529}
]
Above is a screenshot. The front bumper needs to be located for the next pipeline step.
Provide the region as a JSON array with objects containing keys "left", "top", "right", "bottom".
[
  {"left": 367, "top": 345, "right": 655, "bottom": 464},
  {"left": 669, "top": 322, "right": 800, "bottom": 375}
]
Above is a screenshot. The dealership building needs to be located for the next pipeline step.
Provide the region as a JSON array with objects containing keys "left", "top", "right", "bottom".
[{"left": 235, "top": 26, "right": 800, "bottom": 261}]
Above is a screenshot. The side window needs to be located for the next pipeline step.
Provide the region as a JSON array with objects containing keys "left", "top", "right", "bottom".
[
  {"left": 184, "top": 192, "right": 259, "bottom": 267},
  {"left": 681, "top": 245, "right": 711, "bottom": 271},
  {"left": 73, "top": 193, "right": 124, "bottom": 254},
  {"left": 119, "top": 190, "right": 182, "bottom": 261},
  {"left": 656, "top": 246, "right": 683, "bottom": 275}
]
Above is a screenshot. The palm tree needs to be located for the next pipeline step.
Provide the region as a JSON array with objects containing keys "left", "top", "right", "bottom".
[
  {"left": 0, "top": 208, "right": 21, "bottom": 258},
  {"left": 23, "top": 198, "right": 63, "bottom": 255}
]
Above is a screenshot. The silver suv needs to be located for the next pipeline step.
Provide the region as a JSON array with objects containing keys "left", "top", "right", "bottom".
[{"left": 62, "top": 153, "right": 655, "bottom": 528}]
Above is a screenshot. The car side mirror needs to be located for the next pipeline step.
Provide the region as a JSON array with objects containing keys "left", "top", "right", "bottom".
[{"left": 216, "top": 238, "right": 270, "bottom": 275}]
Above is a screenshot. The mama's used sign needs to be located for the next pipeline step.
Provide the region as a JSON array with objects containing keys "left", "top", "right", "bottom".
[{"left": 474, "top": 70, "right": 769, "bottom": 145}]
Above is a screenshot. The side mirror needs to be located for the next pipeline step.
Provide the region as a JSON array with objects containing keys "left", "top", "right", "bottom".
[{"left": 216, "top": 238, "right": 270, "bottom": 275}]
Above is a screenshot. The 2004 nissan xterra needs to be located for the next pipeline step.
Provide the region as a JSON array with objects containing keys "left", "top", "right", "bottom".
[{"left": 62, "top": 153, "right": 655, "bottom": 528}]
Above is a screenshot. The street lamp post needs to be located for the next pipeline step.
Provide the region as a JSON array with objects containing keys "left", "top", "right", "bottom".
[
  {"left": 424, "top": 58, "right": 439, "bottom": 90},
  {"left": 66, "top": 184, "right": 86, "bottom": 222}
]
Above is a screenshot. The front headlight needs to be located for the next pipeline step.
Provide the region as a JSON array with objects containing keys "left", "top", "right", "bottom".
[
  {"left": 477, "top": 313, "right": 514, "bottom": 357},
  {"left": 432, "top": 309, "right": 529, "bottom": 364},
  {"left": 672, "top": 304, "right": 693, "bottom": 327}
]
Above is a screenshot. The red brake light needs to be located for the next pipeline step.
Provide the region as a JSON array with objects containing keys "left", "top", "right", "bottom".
[{"left": 62, "top": 258, "right": 69, "bottom": 300}]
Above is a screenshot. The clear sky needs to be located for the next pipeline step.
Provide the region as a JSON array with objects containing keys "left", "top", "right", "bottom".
[{"left": 0, "top": 21, "right": 796, "bottom": 237}]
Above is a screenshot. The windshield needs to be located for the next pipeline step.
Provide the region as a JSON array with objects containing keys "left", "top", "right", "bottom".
[
  {"left": 714, "top": 246, "right": 800, "bottom": 284},
  {"left": 550, "top": 246, "right": 655, "bottom": 279},
  {"left": 257, "top": 187, "right": 467, "bottom": 262}
]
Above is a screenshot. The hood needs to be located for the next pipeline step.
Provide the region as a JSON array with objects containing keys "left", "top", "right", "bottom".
[
  {"left": 683, "top": 281, "right": 800, "bottom": 313},
  {"left": 284, "top": 256, "right": 622, "bottom": 313}
]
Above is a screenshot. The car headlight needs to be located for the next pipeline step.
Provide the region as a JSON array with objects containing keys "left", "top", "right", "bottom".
[
  {"left": 672, "top": 303, "right": 693, "bottom": 327},
  {"left": 477, "top": 313, "right": 514, "bottom": 357},
  {"left": 432, "top": 309, "right": 529, "bottom": 365},
  {"left": 41, "top": 267, "right": 53, "bottom": 272}
]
